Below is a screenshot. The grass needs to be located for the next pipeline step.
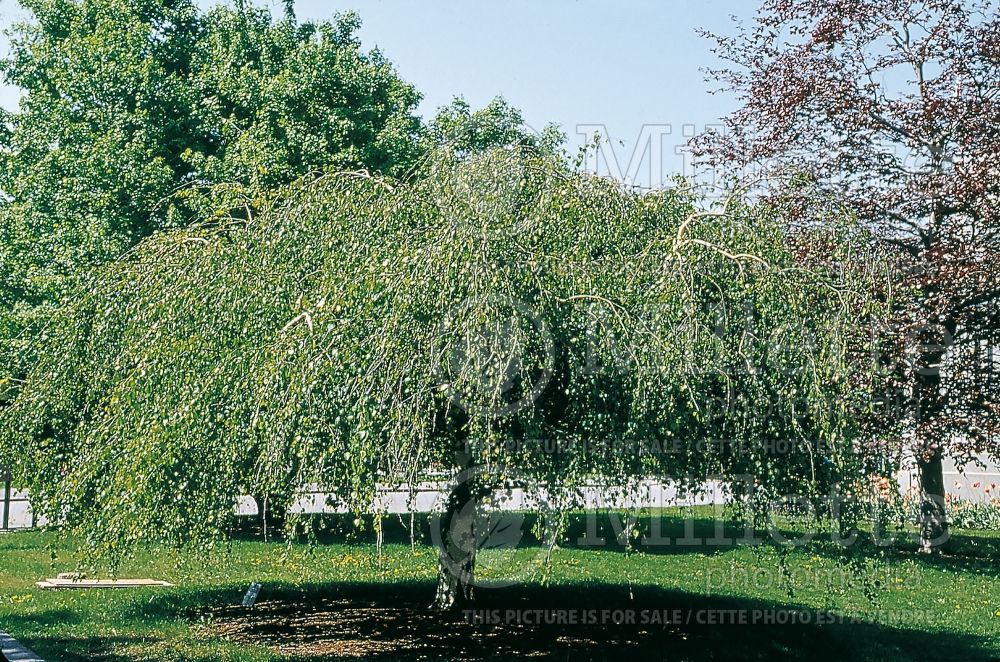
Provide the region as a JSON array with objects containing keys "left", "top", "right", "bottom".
[{"left": 0, "top": 509, "right": 998, "bottom": 661}]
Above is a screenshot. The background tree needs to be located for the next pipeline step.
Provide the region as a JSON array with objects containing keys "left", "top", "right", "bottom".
[
  {"left": 0, "top": 0, "right": 423, "bottom": 391},
  {"left": 427, "top": 96, "right": 564, "bottom": 156},
  {"left": 695, "top": 0, "right": 1000, "bottom": 551}
]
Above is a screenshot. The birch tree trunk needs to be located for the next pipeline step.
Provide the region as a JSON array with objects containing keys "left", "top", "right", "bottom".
[{"left": 432, "top": 475, "right": 481, "bottom": 610}]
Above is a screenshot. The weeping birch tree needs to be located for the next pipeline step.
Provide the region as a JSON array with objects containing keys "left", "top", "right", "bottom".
[{"left": 0, "top": 147, "right": 883, "bottom": 609}]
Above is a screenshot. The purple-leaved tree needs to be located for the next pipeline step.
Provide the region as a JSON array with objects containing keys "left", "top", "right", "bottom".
[{"left": 696, "top": 0, "right": 1000, "bottom": 551}]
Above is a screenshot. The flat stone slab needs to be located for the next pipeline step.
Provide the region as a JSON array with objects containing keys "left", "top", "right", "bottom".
[
  {"left": 36, "top": 578, "right": 173, "bottom": 590},
  {"left": 0, "top": 630, "right": 44, "bottom": 661}
]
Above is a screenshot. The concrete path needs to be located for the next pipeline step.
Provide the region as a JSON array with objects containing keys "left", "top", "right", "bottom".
[{"left": 0, "top": 630, "right": 44, "bottom": 662}]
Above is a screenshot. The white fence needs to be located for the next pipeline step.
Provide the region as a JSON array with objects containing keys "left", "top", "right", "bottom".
[
  {"left": 236, "top": 479, "right": 729, "bottom": 516},
  {"left": 5, "top": 461, "right": 999, "bottom": 531},
  {"left": 5, "top": 479, "right": 727, "bottom": 531}
]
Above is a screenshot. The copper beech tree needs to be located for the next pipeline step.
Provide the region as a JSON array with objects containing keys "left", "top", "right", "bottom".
[{"left": 696, "top": 0, "right": 1000, "bottom": 550}]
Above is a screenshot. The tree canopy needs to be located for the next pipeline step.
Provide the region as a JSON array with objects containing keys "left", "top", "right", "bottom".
[
  {"left": 427, "top": 96, "right": 564, "bottom": 157},
  {"left": 696, "top": 0, "right": 1000, "bottom": 549},
  {"left": 0, "top": 145, "right": 885, "bottom": 604},
  {"left": 0, "top": 0, "right": 423, "bottom": 386}
]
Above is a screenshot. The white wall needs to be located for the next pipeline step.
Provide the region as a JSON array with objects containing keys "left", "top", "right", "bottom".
[{"left": 897, "top": 454, "right": 1000, "bottom": 502}]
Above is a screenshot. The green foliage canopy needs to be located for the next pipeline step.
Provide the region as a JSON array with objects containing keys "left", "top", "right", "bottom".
[
  {"left": 0, "top": 147, "right": 884, "bottom": 561},
  {"left": 427, "top": 96, "right": 564, "bottom": 157},
  {"left": 0, "top": 0, "right": 423, "bottom": 384}
]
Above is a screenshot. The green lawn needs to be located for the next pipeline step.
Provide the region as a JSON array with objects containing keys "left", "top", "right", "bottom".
[{"left": 1, "top": 511, "right": 999, "bottom": 661}]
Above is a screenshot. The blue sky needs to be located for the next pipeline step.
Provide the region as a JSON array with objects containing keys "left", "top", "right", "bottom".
[
  {"left": 0, "top": 0, "right": 754, "bottom": 184},
  {"left": 289, "top": 0, "right": 750, "bottom": 184}
]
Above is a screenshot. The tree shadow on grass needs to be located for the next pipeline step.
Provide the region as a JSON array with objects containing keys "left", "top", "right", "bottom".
[
  {"left": 0, "top": 609, "right": 103, "bottom": 662},
  {"left": 3, "top": 636, "right": 151, "bottom": 662},
  {"left": 5, "top": 578, "right": 999, "bottom": 661},
  {"left": 103, "top": 580, "right": 1000, "bottom": 661}
]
